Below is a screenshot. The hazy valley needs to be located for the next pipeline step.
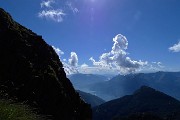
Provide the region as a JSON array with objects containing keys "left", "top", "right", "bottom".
[{"left": 69, "top": 72, "right": 180, "bottom": 101}]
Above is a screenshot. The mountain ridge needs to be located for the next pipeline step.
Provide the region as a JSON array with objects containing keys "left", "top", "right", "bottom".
[
  {"left": 89, "top": 71, "right": 180, "bottom": 101},
  {"left": 93, "top": 85, "right": 180, "bottom": 120},
  {"left": 68, "top": 73, "right": 109, "bottom": 94},
  {"left": 77, "top": 90, "right": 105, "bottom": 108}
]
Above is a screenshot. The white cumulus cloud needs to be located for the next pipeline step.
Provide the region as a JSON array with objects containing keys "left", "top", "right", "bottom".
[
  {"left": 169, "top": 41, "right": 180, "bottom": 52},
  {"left": 38, "top": 0, "right": 80, "bottom": 22},
  {"left": 38, "top": 9, "right": 66, "bottom": 22},
  {"left": 140, "top": 62, "right": 165, "bottom": 73},
  {"left": 52, "top": 46, "right": 79, "bottom": 75},
  {"left": 40, "top": 0, "right": 55, "bottom": 8},
  {"left": 81, "top": 63, "right": 89, "bottom": 68},
  {"left": 63, "top": 52, "right": 79, "bottom": 75},
  {"left": 63, "top": 62, "right": 79, "bottom": 75},
  {"left": 90, "top": 34, "right": 148, "bottom": 74},
  {"left": 52, "top": 46, "right": 64, "bottom": 57},
  {"left": 69, "top": 52, "right": 78, "bottom": 67}
]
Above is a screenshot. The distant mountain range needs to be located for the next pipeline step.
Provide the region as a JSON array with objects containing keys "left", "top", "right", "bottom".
[
  {"left": 68, "top": 73, "right": 109, "bottom": 93},
  {"left": 77, "top": 90, "right": 105, "bottom": 108},
  {"left": 69, "top": 72, "right": 180, "bottom": 101},
  {"left": 93, "top": 86, "right": 180, "bottom": 120},
  {"left": 76, "top": 71, "right": 180, "bottom": 101}
]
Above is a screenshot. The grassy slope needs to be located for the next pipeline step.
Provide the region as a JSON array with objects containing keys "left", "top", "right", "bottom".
[{"left": 0, "top": 100, "right": 42, "bottom": 120}]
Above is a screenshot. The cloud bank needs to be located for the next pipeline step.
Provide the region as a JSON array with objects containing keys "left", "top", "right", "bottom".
[
  {"left": 52, "top": 34, "right": 163, "bottom": 75},
  {"left": 38, "top": 9, "right": 65, "bottom": 22},
  {"left": 169, "top": 42, "right": 180, "bottom": 52},
  {"left": 89, "top": 34, "right": 148, "bottom": 74}
]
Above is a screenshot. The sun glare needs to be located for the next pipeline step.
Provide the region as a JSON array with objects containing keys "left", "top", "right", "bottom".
[{"left": 90, "top": 0, "right": 95, "bottom": 2}]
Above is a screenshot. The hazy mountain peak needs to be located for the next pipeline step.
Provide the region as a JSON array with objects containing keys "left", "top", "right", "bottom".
[
  {"left": 133, "top": 85, "right": 156, "bottom": 94},
  {"left": 93, "top": 86, "right": 180, "bottom": 120}
]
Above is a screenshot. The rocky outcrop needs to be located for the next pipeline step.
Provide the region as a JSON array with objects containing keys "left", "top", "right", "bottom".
[{"left": 0, "top": 8, "right": 91, "bottom": 120}]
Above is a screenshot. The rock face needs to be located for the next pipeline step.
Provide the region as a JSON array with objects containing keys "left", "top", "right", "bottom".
[{"left": 0, "top": 8, "right": 91, "bottom": 120}]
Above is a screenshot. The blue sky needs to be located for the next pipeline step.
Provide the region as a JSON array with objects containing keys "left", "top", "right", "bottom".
[{"left": 1, "top": 0, "right": 180, "bottom": 75}]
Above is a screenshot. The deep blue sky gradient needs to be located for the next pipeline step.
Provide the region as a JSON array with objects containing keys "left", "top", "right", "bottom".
[{"left": 1, "top": 0, "right": 180, "bottom": 74}]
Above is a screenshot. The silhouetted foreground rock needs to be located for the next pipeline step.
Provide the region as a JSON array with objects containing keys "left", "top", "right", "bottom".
[{"left": 0, "top": 8, "right": 91, "bottom": 120}]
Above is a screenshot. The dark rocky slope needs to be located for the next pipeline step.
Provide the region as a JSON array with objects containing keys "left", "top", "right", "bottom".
[{"left": 0, "top": 8, "right": 91, "bottom": 120}]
